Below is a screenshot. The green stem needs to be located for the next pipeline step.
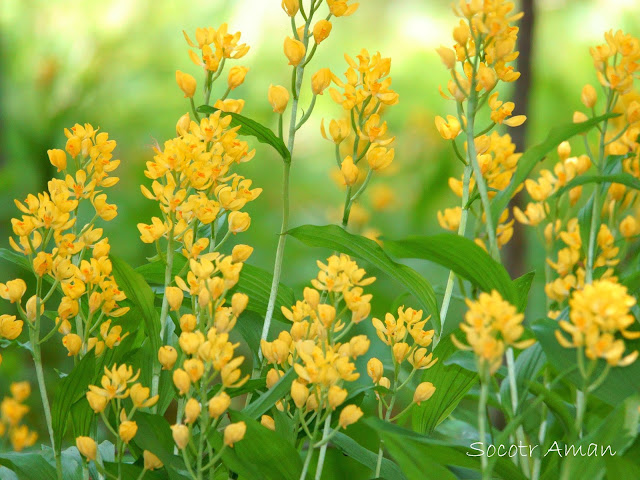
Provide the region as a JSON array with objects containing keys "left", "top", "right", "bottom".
[
  {"left": 151, "top": 228, "right": 175, "bottom": 408},
  {"left": 300, "top": 412, "right": 322, "bottom": 480},
  {"left": 478, "top": 372, "right": 490, "bottom": 480},
  {"left": 506, "top": 348, "right": 530, "bottom": 478},
  {"left": 314, "top": 412, "right": 332, "bottom": 480}
]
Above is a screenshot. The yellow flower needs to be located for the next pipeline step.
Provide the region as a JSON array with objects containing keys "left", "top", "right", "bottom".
[
  {"left": 338, "top": 405, "right": 363, "bottom": 428},
  {"left": 9, "top": 382, "right": 31, "bottom": 403},
  {"left": 165, "top": 286, "right": 184, "bottom": 311},
  {"left": 0, "top": 315, "right": 23, "bottom": 340},
  {"left": 313, "top": 20, "right": 332, "bottom": 44},
  {"left": 224, "top": 421, "right": 246, "bottom": 447},
  {"left": 227, "top": 66, "right": 249, "bottom": 90},
  {"left": 261, "top": 415, "right": 276, "bottom": 431},
  {"left": 86, "top": 391, "right": 108, "bottom": 413},
  {"left": 434, "top": 115, "right": 461, "bottom": 140},
  {"left": 437, "top": 207, "right": 462, "bottom": 231},
  {"left": 184, "top": 398, "right": 201, "bottom": 424},
  {"left": 284, "top": 36, "right": 306, "bottom": 66},
  {"left": 340, "top": 156, "right": 359, "bottom": 186},
  {"left": 328, "top": 385, "right": 348, "bottom": 410},
  {"left": 208, "top": 392, "right": 231, "bottom": 419},
  {"left": 158, "top": 346, "right": 178, "bottom": 370},
  {"left": 47, "top": 149, "right": 67, "bottom": 172},
  {"left": 281, "top": 0, "right": 299, "bottom": 17},
  {"left": 231, "top": 244, "right": 253, "bottom": 263},
  {"left": 143, "top": 450, "right": 164, "bottom": 471},
  {"left": 312, "top": 68, "right": 332, "bottom": 95},
  {"left": 367, "top": 146, "right": 394, "bottom": 171},
  {"left": 228, "top": 211, "right": 251, "bottom": 233},
  {"left": 367, "top": 357, "right": 384, "bottom": 383},
  {"left": 413, "top": 382, "right": 436, "bottom": 405},
  {"left": 436, "top": 46, "right": 456, "bottom": 69},
  {"left": 320, "top": 118, "right": 350, "bottom": 144},
  {"left": 62, "top": 333, "right": 83, "bottom": 356},
  {"left": 620, "top": 216, "right": 639, "bottom": 238},
  {"left": 175, "top": 70, "right": 197, "bottom": 98},
  {"left": 129, "top": 383, "right": 159, "bottom": 409},
  {"left": 119, "top": 420, "right": 138, "bottom": 443},
  {"left": 76, "top": 436, "right": 97, "bottom": 461},
  {"left": 581, "top": 84, "right": 597, "bottom": 108},
  {"left": 171, "top": 424, "right": 190, "bottom": 449},
  {"left": 268, "top": 84, "right": 290, "bottom": 113}
]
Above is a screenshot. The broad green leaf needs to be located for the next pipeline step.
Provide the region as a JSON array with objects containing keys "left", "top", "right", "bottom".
[
  {"left": 512, "top": 271, "right": 535, "bottom": 312},
  {"left": 526, "top": 380, "right": 576, "bottom": 437},
  {"left": 243, "top": 368, "right": 296, "bottom": 419},
  {"left": 136, "top": 257, "right": 295, "bottom": 323},
  {"left": 0, "top": 453, "right": 57, "bottom": 480},
  {"left": 226, "top": 410, "right": 303, "bottom": 480},
  {"left": 51, "top": 351, "right": 96, "bottom": 452},
  {"left": 560, "top": 395, "right": 640, "bottom": 479},
  {"left": 111, "top": 255, "right": 161, "bottom": 355},
  {"left": 412, "top": 334, "right": 477, "bottom": 433},
  {"left": 132, "top": 412, "right": 191, "bottom": 480},
  {"left": 533, "top": 318, "right": 640, "bottom": 404},
  {"left": 197, "top": 105, "right": 291, "bottom": 163},
  {"left": 332, "top": 431, "right": 407, "bottom": 480},
  {"left": 490, "top": 113, "right": 617, "bottom": 226},
  {"left": 384, "top": 234, "right": 518, "bottom": 306},
  {"left": 550, "top": 172, "right": 640, "bottom": 199},
  {"left": 0, "top": 248, "right": 31, "bottom": 271},
  {"left": 288, "top": 224, "right": 440, "bottom": 330},
  {"left": 366, "top": 418, "right": 527, "bottom": 480}
]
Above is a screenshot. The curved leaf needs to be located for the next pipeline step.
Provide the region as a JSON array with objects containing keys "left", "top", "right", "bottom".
[
  {"left": 384, "top": 234, "right": 517, "bottom": 305},
  {"left": 490, "top": 113, "right": 618, "bottom": 225},
  {"left": 0, "top": 453, "right": 57, "bottom": 480},
  {"left": 550, "top": 172, "right": 640, "bottom": 199},
  {"left": 288, "top": 224, "right": 440, "bottom": 330},
  {"left": 197, "top": 105, "right": 291, "bottom": 163},
  {"left": 332, "top": 431, "right": 407, "bottom": 480},
  {"left": 243, "top": 368, "right": 296, "bottom": 419}
]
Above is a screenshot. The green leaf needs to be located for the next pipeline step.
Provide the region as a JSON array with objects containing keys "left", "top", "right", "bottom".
[
  {"left": 0, "top": 248, "right": 32, "bottom": 271},
  {"left": 197, "top": 105, "right": 291, "bottom": 163},
  {"left": 512, "top": 271, "right": 535, "bottom": 312},
  {"left": 288, "top": 224, "right": 440, "bottom": 330},
  {"left": 0, "top": 453, "right": 57, "bottom": 480},
  {"left": 51, "top": 351, "right": 96, "bottom": 453},
  {"left": 490, "top": 113, "right": 617, "bottom": 226},
  {"left": 533, "top": 318, "right": 640, "bottom": 404},
  {"left": 226, "top": 410, "right": 303, "bottom": 480},
  {"left": 384, "top": 234, "right": 517, "bottom": 306},
  {"left": 412, "top": 333, "right": 477, "bottom": 433},
  {"left": 366, "top": 418, "right": 527, "bottom": 480},
  {"left": 111, "top": 255, "right": 161, "bottom": 355},
  {"left": 132, "top": 412, "right": 191, "bottom": 480},
  {"left": 550, "top": 172, "right": 640, "bottom": 200},
  {"left": 332, "top": 431, "right": 407, "bottom": 480},
  {"left": 560, "top": 395, "right": 640, "bottom": 479},
  {"left": 243, "top": 368, "right": 296, "bottom": 419}
]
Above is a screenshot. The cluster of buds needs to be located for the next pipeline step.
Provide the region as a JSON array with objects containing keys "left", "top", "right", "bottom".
[
  {"left": 0, "top": 382, "right": 37, "bottom": 451},
  {"left": 259, "top": 255, "right": 375, "bottom": 439},
  {"left": 2, "top": 124, "right": 128, "bottom": 359},
  {"left": 369, "top": 306, "right": 438, "bottom": 419},
  {"left": 556, "top": 280, "right": 639, "bottom": 368},
  {"left": 453, "top": 290, "right": 534, "bottom": 375},
  {"left": 177, "top": 24, "right": 250, "bottom": 114}
]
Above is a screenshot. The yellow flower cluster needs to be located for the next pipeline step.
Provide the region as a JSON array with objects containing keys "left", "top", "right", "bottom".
[
  {"left": 176, "top": 24, "right": 250, "bottom": 113},
  {"left": 590, "top": 30, "right": 640, "bottom": 96},
  {"left": 453, "top": 290, "right": 534, "bottom": 374},
  {"left": 369, "top": 306, "right": 438, "bottom": 415},
  {"left": 0, "top": 382, "right": 37, "bottom": 451},
  {"left": 138, "top": 111, "right": 258, "bottom": 247},
  {"left": 556, "top": 280, "right": 639, "bottom": 367},
  {"left": 3, "top": 124, "right": 127, "bottom": 358},
  {"left": 260, "top": 255, "right": 375, "bottom": 432}
]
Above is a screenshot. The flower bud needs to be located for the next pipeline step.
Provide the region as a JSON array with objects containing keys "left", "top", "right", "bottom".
[
  {"left": 261, "top": 415, "right": 276, "bottom": 431},
  {"left": 166, "top": 286, "right": 184, "bottom": 312},
  {"left": 180, "top": 314, "right": 197, "bottom": 333},
  {"left": 321, "top": 118, "right": 350, "bottom": 144},
  {"left": 76, "top": 436, "right": 97, "bottom": 461},
  {"left": 158, "top": 345, "right": 178, "bottom": 370},
  {"left": 268, "top": 85, "right": 290, "bottom": 114},
  {"left": 340, "top": 156, "right": 359, "bottom": 186},
  {"left": 303, "top": 287, "right": 320, "bottom": 309},
  {"left": 179, "top": 331, "right": 204, "bottom": 355},
  {"left": 119, "top": 420, "right": 138, "bottom": 443},
  {"left": 367, "top": 357, "right": 384, "bottom": 383},
  {"left": 224, "top": 421, "right": 246, "bottom": 447},
  {"left": 184, "top": 358, "right": 205, "bottom": 382},
  {"left": 0, "top": 315, "right": 23, "bottom": 340},
  {"left": 338, "top": 405, "right": 363, "bottom": 429},
  {"left": 184, "top": 398, "right": 201, "bottom": 424},
  {"left": 228, "top": 66, "right": 249, "bottom": 90},
  {"left": 266, "top": 368, "right": 283, "bottom": 388},
  {"left": 0, "top": 279, "right": 26, "bottom": 304},
  {"left": 171, "top": 424, "right": 190, "bottom": 449},
  {"left": 143, "top": 451, "right": 163, "bottom": 471},
  {"left": 47, "top": 149, "right": 67, "bottom": 172},
  {"left": 291, "top": 380, "right": 309, "bottom": 408},
  {"left": 86, "top": 391, "right": 108, "bottom": 413},
  {"left": 176, "top": 112, "right": 191, "bottom": 135},
  {"left": 281, "top": 0, "right": 299, "bottom": 16},
  {"left": 228, "top": 211, "right": 251, "bottom": 233},
  {"left": 311, "top": 68, "right": 332, "bottom": 95},
  {"left": 62, "top": 334, "right": 83, "bottom": 356},
  {"left": 413, "top": 382, "right": 436, "bottom": 406},
  {"left": 208, "top": 391, "right": 231, "bottom": 418},
  {"left": 379, "top": 377, "right": 391, "bottom": 390},
  {"left": 176, "top": 70, "right": 197, "bottom": 98},
  {"left": 392, "top": 342, "right": 411, "bottom": 364},
  {"left": 557, "top": 141, "right": 571, "bottom": 161},
  {"left": 284, "top": 37, "right": 306, "bottom": 66},
  {"left": 231, "top": 244, "right": 253, "bottom": 263},
  {"left": 573, "top": 111, "right": 588, "bottom": 124},
  {"left": 231, "top": 293, "right": 249, "bottom": 317},
  {"left": 620, "top": 215, "right": 639, "bottom": 238},
  {"left": 581, "top": 84, "right": 597, "bottom": 109},
  {"left": 434, "top": 115, "right": 461, "bottom": 140},
  {"left": 436, "top": 46, "right": 456, "bottom": 69},
  {"left": 173, "top": 368, "right": 191, "bottom": 395},
  {"left": 328, "top": 385, "right": 347, "bottom": 410},
  {"left": 313, "top": 20, "right": 332, "bottom": 44}
]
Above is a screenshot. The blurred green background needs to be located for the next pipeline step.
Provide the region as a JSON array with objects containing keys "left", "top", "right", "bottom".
[{"left": 1, "top": 0, "right": 639, "bottom": 452}]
